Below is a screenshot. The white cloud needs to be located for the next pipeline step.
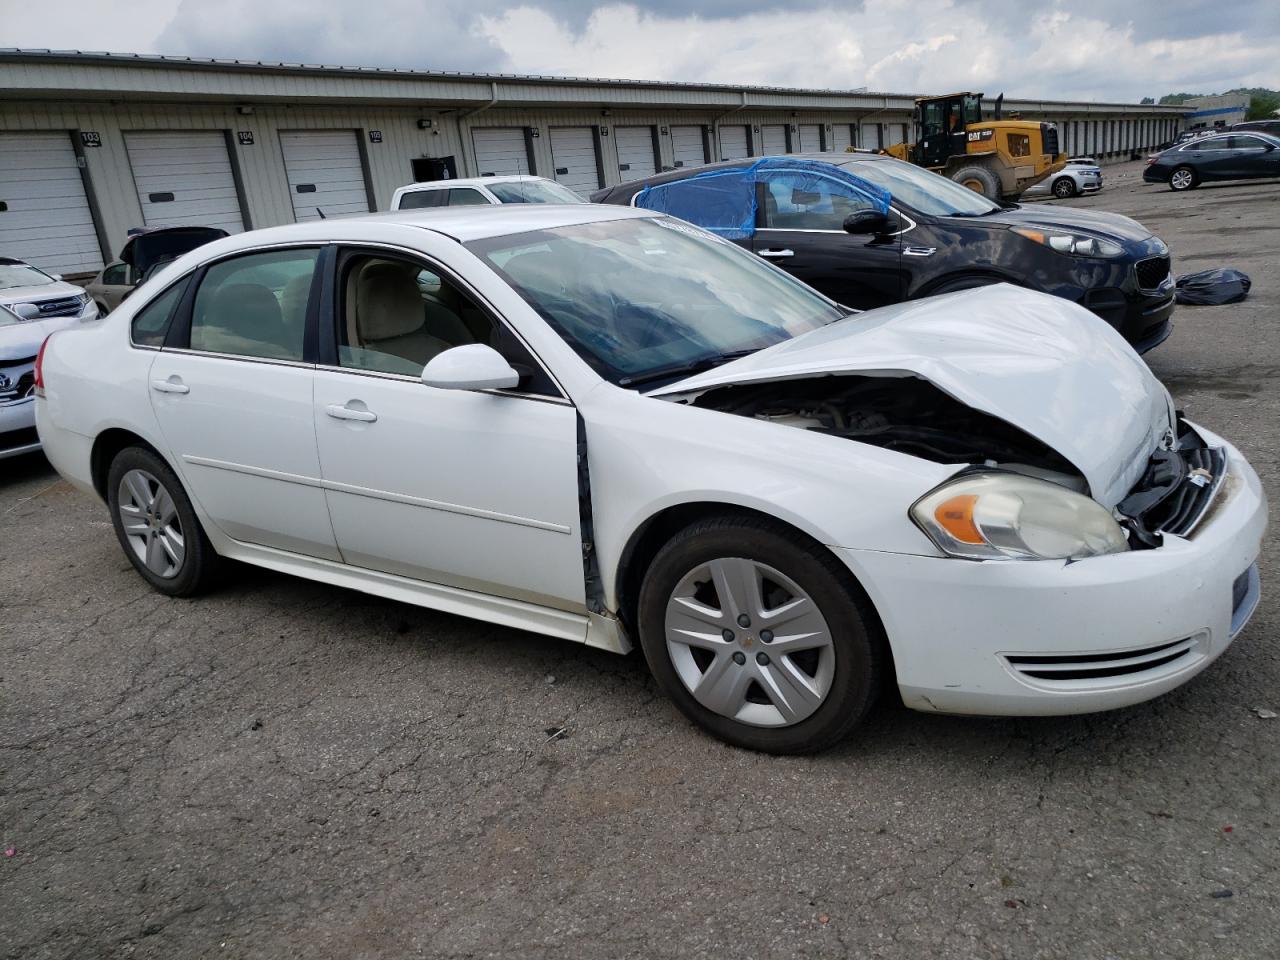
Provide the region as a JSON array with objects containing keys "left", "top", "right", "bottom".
[{"left": 1, "top": 0, "right": 1275, "bottom": 102}]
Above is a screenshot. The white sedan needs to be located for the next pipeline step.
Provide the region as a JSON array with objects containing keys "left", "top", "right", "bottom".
[{"left": 35, "top": 206, "right": 1266, "bottom": 753}]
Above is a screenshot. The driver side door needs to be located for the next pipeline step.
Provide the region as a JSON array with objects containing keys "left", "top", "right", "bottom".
[
  {"left": 751, "top": 171, "right": 904, "bottom": 309},
  {"left": 311, "top": 245, "right": 587, "bottom": 614}
]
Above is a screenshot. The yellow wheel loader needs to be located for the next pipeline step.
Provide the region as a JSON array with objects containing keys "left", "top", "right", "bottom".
[{"left": 881, "top": 92, "right": 1067, "bottom": 201}]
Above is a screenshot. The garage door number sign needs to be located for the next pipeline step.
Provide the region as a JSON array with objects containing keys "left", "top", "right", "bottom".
[{"left": 79, "top": 131, "right": 102, "bottom": 148}]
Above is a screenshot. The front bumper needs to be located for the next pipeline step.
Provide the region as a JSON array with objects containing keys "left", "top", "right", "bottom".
[
  {"left": 838, "top": 430, "right": 1266, "bottom": 717},
  {"left": 0, "top": 396, "right": 40, "bottom": 459}
]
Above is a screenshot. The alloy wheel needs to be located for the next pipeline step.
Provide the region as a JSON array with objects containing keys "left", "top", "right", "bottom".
[
  {"left": 1171, "top": 168, "right": 1194, "bottom": 190},
  {"left": 1053, "top": 178, "right": 1075, "bottom": 198},
  {"left": 117, "top": 468, "right": 185, "bottom": 579},
  {"left": 663, "top": 557, "right": 835, "bottom": 727}
]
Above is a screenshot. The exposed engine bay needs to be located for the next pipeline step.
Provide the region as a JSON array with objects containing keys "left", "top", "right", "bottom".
[
  {"left": 1117, "top": 417, "right": 1223, "bottom": 548},
  {"left": 692, "top": 374, "right": 1081, "bottom": 480}
]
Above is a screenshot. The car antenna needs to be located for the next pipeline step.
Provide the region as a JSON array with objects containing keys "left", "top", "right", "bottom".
[{"left": 316, "top": 207, "right": 327, "bottom": 219}]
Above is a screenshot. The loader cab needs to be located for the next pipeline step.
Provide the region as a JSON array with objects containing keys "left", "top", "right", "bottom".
[{"left": 916, "top": 93, "right": 985, "bottom": 167}]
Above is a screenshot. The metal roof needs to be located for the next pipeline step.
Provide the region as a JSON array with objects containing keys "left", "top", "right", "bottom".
[{"left": 0, "top": 49, "right": 1186, "bottom": 113}]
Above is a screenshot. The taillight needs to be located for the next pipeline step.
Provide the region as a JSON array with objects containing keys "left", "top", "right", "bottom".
[{"left": 34, "top": 335, "right": 50, "bottom": 397}]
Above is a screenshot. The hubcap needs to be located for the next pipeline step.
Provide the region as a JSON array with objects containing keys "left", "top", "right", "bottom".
[
  {"left": 664, "top": 557, "right": 835, "bottom": 728},
  {"left": 117, "top": 468, "right": 185, "bottom": 579}
]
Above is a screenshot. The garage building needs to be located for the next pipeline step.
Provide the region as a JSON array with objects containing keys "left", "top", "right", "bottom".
[{"left": 0, "top": 49, "right": 1187, "bottom": 276}]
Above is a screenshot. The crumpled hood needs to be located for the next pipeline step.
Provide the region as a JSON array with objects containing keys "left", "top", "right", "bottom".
[
  {"left": 653, "top": 285, "right": 1173, "bottom": 509},
  {"left": 981, "top": 205, "right": 1154, "bottom": 243}
]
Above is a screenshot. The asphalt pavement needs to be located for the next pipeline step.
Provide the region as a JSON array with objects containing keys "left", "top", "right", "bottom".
[{"left": 2, "top": 161, "right": 1278, "bottom": 959}]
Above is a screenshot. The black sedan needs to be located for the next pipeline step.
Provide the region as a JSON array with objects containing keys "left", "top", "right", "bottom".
[
  {"left": 1144, "top": 131, "right": 1280, "bottom": 191},
  {"left": 593, "top": 153, "right": 1175, "bottom": 353}
]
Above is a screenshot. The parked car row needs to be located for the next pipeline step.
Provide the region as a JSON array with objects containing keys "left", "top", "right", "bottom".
[
  {"left": 1144, "top": 130, "right": 1280, "bottom": 191},
  {"left": 593, "top": 153, "right": 1174, "bottom": 353}
]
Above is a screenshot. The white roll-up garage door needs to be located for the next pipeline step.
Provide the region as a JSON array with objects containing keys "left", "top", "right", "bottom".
[
  {"left": 718, "top": 125, "right": 750, "bottom": 160},
  {"left": 860, "top": 123, "right": 882, "bottom": 150},
  {"left": 279, "top": 130, "right": 370, "bottom": 223},
  {"left": 549, "top": 127, "right": 601, "bottom": 197},
  {"left": 0, "top": 132, "right": 103, "bottom": 276},
  {"left": 884, "top": 124, "right": 908, "bottom": 147},
  {"left": 472, "top": 128, "right": 531, "bottom": 178},
  {"left": 830, "top": 124, "right": 854, "bottom": 153},
  {"left": 761, "top": 125, "right": 789, "bottom": 155},
  {"left": 797, "top": 124, "right": 823, "bottom": 152},
  {"left": 614, "top": 126, "right": 657, "bottom": 182},
  {"left": 669, "top": 126, "right": 707, "bottom": 169},
  {"left": 125, "top": 131, "right": 245, "bottom": 233}
]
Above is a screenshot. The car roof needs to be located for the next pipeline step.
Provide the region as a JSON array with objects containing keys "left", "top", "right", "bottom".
[
  {"left": 594, "top": 151, "right": 888, "bottom": 202},
  {"left": 397, "top": 175, "right": 553, "bottom": 190},
  {"left": 195, "top": 203, "right": 660, "bottom": 250}
]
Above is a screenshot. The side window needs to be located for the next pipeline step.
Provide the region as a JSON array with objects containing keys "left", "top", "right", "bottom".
[
  {"left": 338, "top": 254, "right": 498, "bottom": 376},
  {"left": 130, "top": 280, "right": 187, "bottom": 348},
  {"left": 336, "top": 252, "right": 559, "bottom": 395},
  {"left": 761, "top": 173, "right": 876, "bottom": 230},
  {"left": 103, "top": 263, "right": 127, "bottom": 285},
  {"left": 1229, "top": 136, "right": 1265, "bottom": 150},
  {"left": 188, "top": 248, "right": 319, "bottom": 361},
  {"left": 446, "top": 189, "right": 490, "bottom": 206},
  {"left": 397, "top": 189, "right": 445, "bottom": 210}
]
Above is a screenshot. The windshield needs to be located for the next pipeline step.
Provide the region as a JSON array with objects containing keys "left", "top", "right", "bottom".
[
  {"left": 841, "top": 158, "right": 1001, "bottom": 217},
  {"left": 488, "top": 180, "right": 585, "bottom": 204},
  {"left": 0, "top": 262, "right": 55, "bottom": 290},
  {"left": 468, "top": 216, "right": 844, "bottom": 386}
]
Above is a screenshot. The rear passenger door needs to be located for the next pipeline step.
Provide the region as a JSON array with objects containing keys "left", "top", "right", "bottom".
[
  {"left": 311, "top": 244, "right": 586, "bottom": 613},
  {"left": 752, "top": 169, "right": 903, "bottom": 309},
  {"left": 147, "top": 246, "right": 340, "bottom": 560}
]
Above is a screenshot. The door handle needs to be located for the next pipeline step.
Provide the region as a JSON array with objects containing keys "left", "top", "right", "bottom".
[
  {"left": 150, "top": 376, "right": 189, "bottom": 395},
  {"left": 326, "top": 402, "right": 377, "bottom": 423},
  {"left": 758, "top": 249, "right": 794, "bottom": 259}
]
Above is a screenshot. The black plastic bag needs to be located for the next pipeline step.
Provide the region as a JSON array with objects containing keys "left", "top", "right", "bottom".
[{"left": 1174, "top": 268, "right": 1251, "bottom": 305}]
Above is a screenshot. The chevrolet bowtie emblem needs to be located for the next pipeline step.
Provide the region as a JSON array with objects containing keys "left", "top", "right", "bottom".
[{"left": 1187, "top": 467, "right": 1214, "bottom": 488}]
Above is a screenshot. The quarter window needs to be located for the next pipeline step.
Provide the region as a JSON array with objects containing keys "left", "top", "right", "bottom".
[
  {"left": 761, "top": 173, "right": 877, "bottom": 230},
  {"left": 188, "top": 248, "right": 319, "bottom": 361},
  {"left": 397, "top": 189, "right": 446, "bottom": 210},
  {"left": 130, "top": 280, "right": 187, "bottom": 348},
  {"left": 446, "top": 189, "right": 490, "bottom": 206}
]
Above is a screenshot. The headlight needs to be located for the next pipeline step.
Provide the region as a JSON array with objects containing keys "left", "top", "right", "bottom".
[
  {"left": 911, "top": 473, "right": 1129, "bottom": 561},
  {"left": 1012, "top": 226, "right": 1125, "bottom": 259}
]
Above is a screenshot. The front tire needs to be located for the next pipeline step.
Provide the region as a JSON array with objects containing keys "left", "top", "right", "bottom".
[
  {"left": 1169, "top": 166, "right": 1197, "bottom": 191},
  {"left": 1052, "top": 176, "right": 1077, "bottom": 198},
  {"left": 637, "top": 515, "right": 883, "bottom": 754},
  {"left": 951, "top": 165, "right": 1001, "bottom": 201},
  {"left": 107, "top": 446, "right": 221, "bottom": 596}
]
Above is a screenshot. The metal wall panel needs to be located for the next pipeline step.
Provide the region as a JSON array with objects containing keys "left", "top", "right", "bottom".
[
  {"left": 761, "top": 125, "right": 788, "bottom": 155},
  {"left": 548, "top": 126, "right": 601, "bottom": 195},
  {"left": 471, "top": 127, "right": 531, "bottom": 177},
  {"left": 278, "top": 130, "right": 371, "bottom": 222},
  {"left": 717, "top": 125, "right": 751, "bottom": 160},
  {"left": 614, "top": 126, "right": 657, "bottom": 181},
  {"left": 0, "top": 131, "right": 104, "bottom": 274},
  {"left": 124, "top": 130, "right": 245, "bottom": 232}
]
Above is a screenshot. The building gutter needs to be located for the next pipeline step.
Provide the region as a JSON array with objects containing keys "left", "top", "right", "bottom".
[{"left": 461, "top": 81, "right": 500, "bottom": 119}]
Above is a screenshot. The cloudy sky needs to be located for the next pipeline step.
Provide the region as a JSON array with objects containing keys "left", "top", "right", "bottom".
[{"left": 3, "top": 0, "right": 1275, "bottom": 102}]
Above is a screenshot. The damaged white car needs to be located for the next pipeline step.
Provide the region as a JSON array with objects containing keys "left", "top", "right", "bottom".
[{"left": 35, "top": 206, "right": 1266, "bottom": 753}]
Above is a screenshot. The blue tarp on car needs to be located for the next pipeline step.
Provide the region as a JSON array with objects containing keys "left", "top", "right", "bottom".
[{"left": 632, "top": 157, "right": 891, "bottom": 240}]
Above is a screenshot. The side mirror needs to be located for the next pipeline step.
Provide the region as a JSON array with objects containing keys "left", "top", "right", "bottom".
[
  {"left": 421, "top": 343, "right": 520, "bottom": 391},
  {"left": 843, "top": 210, "right": 892, "bottom": 235}
]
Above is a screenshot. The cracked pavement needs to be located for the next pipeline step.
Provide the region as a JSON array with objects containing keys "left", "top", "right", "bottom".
[{"left": 2, "top": 162, "right": 1278, "bottom": 959}]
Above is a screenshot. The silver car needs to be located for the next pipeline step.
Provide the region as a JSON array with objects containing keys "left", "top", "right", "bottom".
[
  {"left": 1026, "top": 157, "right": 1104, "bottom": 199},
  {"left": 84, "top": 261, "right": 136, "bottom": 315}
]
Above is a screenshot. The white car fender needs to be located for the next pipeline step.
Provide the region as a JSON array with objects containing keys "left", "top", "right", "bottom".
[{"left": 581, "top": 386, "right": 954, "bottom": 612}]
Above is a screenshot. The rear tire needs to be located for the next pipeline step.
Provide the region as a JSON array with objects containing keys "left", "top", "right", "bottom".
[
  {"left": 1169, "top": 166, "right": 1197, "bottom": 191},
  {"left": 107, "top": 446, "right": 222, "bottom": 597},
  {"left": 637, "top": 514, "right": 883, "bottom": 754},
  {"left": 1052, "top": 176, "right": 1077, "bottom": 198},
  {"left": 951, "top": 165, "right": 1001, "bottom": 201}
]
